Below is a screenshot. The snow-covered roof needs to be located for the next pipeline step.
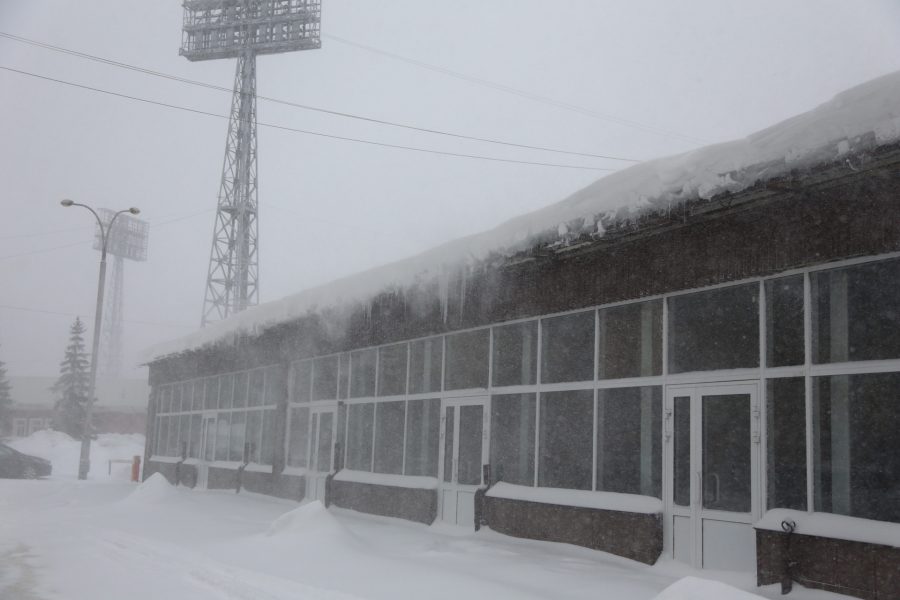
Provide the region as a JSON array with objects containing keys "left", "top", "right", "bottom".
[{"left": 142, "top": 70, "right": 900, "bottom": 363}]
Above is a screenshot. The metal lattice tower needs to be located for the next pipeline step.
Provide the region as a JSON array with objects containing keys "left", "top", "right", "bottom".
[{"left": 180, "top": 0, "right": 322, "bottom": 326}]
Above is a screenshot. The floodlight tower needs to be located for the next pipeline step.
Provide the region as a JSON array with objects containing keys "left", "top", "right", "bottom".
[
  {"left": 180, "top": 0, "right": 322, "bottom": 326},
  {"left": 93, "top": 209, "right": 150, "bottom": 376}
]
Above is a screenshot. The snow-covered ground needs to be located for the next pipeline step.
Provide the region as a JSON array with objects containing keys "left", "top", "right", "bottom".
[{"left": 0, "top": 432, "right": 850, "bottom": 600}]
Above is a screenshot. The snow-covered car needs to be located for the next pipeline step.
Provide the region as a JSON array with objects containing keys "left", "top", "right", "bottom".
[{"left": 0, "top": 443, "right": 52, "bottom": 479}]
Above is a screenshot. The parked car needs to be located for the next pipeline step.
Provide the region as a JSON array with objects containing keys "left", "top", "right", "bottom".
[{"left": 0, "top": 443, "right": 52, "bottom": 479}]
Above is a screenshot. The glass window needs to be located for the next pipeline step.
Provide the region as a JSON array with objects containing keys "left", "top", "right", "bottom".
[
  {"left": 814, "top": 372, "right": 900, "bottom": 523},
  {"left": 492, "top": 321, "right": 538, "bottom": 387},
  {"left": 378, "top": 344, "right": 408, "bottom": 397},
  {"left": 189, "top": 414, "right": 201, "bottom": 458},
  {"left": 541, "top": 312, "right": 594, "bottom": 383},
  {"left": 458, "top": 404, "right": 484, "bottom": 485},
  {"left": 245, "top": 411, "right": 261, "bottom": 463},
  {"left": 338, "top": 353, "right": 351, "bottom": 400},
  {"left": 158, "top": 387, "right": 170, "bottom": 414},
  {"left": 673, "top": 396, "right": 691, "bottom": 507},
  {"left": 538, "top": 390, "right": 594, "bottom": 490},
  {"left": 215, "top": 413, "right": 230, "bottom": 461},
  {"left": 316, "top": 412, "right": 335, "bottom": 472},
  {"left": 766, "top": 276, "right": 805, "bottom": 367},
  {"left": 374, "top": 401, "right": 405, "bottom": 474},
  {"left": 312, "top": 356, "right": 338, "bottom": 401},
  {"left": 409, "top": 337, "right": 442, "bottom": 394},
  {"left": 193, "top": 380, "right": 205, "bottom": 411},
  {"left": 172, "top": 385, "right": 182, "bottom": 413},
  {"left": 598, "top": 300, "right": 662, "bottom": 379},
  {"left": 167, "top": 415, "right": 179, "bottom": 456},
  {"left": 404, "top": 398, "right": 440, "bottom": 477},
  {"left": 767, "top": 378, "right": 807, "bottom": 510},
  {"left": 445, "top": 329, "right": 489, "bottom": 390},
  {"left": 668, "top": 283, "right": 759, "bottom": 373},
  {"left": 287, "top": 407, "right": 310, "bottom": 468},
  {"left": 264, "top": 366, "right": 283, "bottom": 406},
  {"left": 188, "top": 381, "right": 201, "bottom": 411},
  {"left": 811, "top": 259, "right": 900, "bottom": 364},
  {"left": 291, "top": 360, "right": 312, "bottom": 403},
  {"left": 157, "top": 416, "right": 169, "bottom": 455},
  {"left": 204, "top": 377, "right": 219, "bottom": 410},
  {"left": 248, "top": 370, "right": 265, "bottom": 407},
  {"left": 350, "top": 349, "right": 376, "bottom": 398},
  {"left": 219, "top": 373, "right": 234, "bottom": 409},
  {"left": 229, "top": 412, "right": 246, "bottom": 462},
  {"left": 178, "top": 414, "right": 190, "bottom": 457},
  {"left": 261, "top": 410, "right": 275, "bottom": 466},
  {"left": 596, "top": 386, "right": 661, "bottom": 497},
  {"left": 346, "top": 403, "right": 375, "bottom": 470},
  {"left": 490, "top": 393, "right": 536, "bottom": 486},
  {"left": 443, "top": 406, "right": 454, "bottom": 483}
]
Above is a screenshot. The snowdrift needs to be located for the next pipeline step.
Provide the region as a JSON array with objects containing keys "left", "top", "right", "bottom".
[
  {"left": 653, "top": 577, "right": 765, "bottom": 600},
  {"left": 265, "top": 501, "right": 362, "bottom": 549},
  {"left": 120, "top": 472, "right": 176, "bottom": 505}
]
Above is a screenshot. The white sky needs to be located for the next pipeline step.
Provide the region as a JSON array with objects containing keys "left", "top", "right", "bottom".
[{"left": 1, "top": 0, "right": 899, "bottom": 379}]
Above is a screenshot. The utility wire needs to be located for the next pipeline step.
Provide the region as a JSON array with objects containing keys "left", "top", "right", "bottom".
[
  {"left": 324, "top": 33, "right": 709, "bottom": 146},
  {"left": 0, "top": 31, "right": 639, "bottom": 163},
  {"left": 0, "top": 65, "right": 616, "bottom": 172}
]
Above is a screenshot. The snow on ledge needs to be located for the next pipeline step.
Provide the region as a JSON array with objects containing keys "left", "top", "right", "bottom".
[
  {"left": 333, "top": 469, "right": 439, "bottom": 490},
  {"left": 242, "top": 463, "right": 273, "bottom": 474},
  {"left": 280, "top": 466, "right": 308, "bottom": 477},
  {"left": 486, "top": 482, "right": 663, "bottom": 514},
  {"left": 141, "top": 70, "right": 900, "bottom": 363},
  {"left": 755, "top": 509, "right": 900, "bottom": 549},
  {"left": 149, "top": 455, "right": 181, "bottom": 464}
]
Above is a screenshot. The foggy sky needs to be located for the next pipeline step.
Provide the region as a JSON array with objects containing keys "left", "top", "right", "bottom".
[{"left": 1, "top": 0, "right": 899, "bottom": 380}]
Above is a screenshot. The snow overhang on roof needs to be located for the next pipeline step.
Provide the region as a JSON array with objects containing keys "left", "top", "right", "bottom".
[{"left": 141, "top": 70, "right": 900, "bottom": 364}]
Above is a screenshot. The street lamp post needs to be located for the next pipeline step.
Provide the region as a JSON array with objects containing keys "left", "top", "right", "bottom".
[{"left": 60, "top": 199, "right": 140, "bottom": 481}]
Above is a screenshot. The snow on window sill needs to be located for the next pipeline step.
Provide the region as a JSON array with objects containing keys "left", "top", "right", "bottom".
[
  {"left": 149, "top": 455, "right": 182, "bottom": 464},
  {"left": 755, "top": 509, "right": 900, "bottom": 549},
  {"left": 207, "top": 460, "right": 243, "bottom": 470},
  {"left": 243, "top": 463, "right": 273, "bottom": 474},
  {"left": 279, "top": 466, "right": 308, "bottom": 477},
  {"left": 333, "top": 469, "right": 439, "bottom": 490},
  {"left": 486, "top": 482, "right": 663, "bottom": 514}
]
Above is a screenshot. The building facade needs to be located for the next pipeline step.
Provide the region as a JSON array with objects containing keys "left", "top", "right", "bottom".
[{"left": 144, "top": 145, "right": 900, "bottom": 597}]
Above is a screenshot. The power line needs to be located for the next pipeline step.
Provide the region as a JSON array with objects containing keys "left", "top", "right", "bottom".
[
  {"left": 324, "top": 33, "right": 709, "bottom": 146},
  {"left": 0, "top": 31, "right": 640, "bottom": 163},
  {"left": 0, "top": 65, "right": 617, "bottom": 172}
]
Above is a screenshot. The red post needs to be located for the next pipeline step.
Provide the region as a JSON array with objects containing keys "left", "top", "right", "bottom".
[{"left": 131, "top": 456, "right": 141, "bottom": 482}]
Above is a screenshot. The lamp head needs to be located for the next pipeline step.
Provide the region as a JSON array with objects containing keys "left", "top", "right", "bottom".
[
  {"left": 128, "top": 207, "right": 141, "bottom": 215},
  {"left": 60, "top": 199, "right": 74, "bottom": 207}
]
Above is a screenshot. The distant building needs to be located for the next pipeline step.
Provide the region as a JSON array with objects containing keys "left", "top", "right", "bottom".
[
  {"left": 1, "top": 376, "right": 148, "bottom": 439},
  {"left": 142, "top": 72, "right": 900, "bottom": 600}
]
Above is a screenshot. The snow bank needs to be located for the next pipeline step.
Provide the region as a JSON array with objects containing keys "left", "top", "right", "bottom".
[
  {"left": 756, "top": 509, "right": 900, "bottom": 549},
  {"left": 486, "top": 482, "right": 663, "bottom": 514},
  {"left": 333, "top": 469, "right": 439, "bottom": 490},
  {"left": 7, "top": 430, "right": 145, "bottom": 480},
  {"left": 142, "top": 70, "right": 900, "bottom": 362},
  {"left": 120, "top": 472, "right": 176, "bottom": 505},
  {"left": 263, "top": 501, "right": 363, "bottom": 553},
  {"left": 653, "top": 577, "right": 765, "bottom": 600}
]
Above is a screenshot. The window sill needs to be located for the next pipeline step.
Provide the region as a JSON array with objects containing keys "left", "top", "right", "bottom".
[
  {"left": 486, "top": 482, "right": 663, "bottom": 514},
  {"left": 333, "top": 469, "right": 439, "bottom": 490},
  {"left": 755, "top": 508, "right": 900, "bottom": 548}
]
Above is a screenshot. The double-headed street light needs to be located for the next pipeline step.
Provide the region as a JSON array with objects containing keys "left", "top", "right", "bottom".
[{"left": 60, "top": 199, "right": 140, "bottom": 480}]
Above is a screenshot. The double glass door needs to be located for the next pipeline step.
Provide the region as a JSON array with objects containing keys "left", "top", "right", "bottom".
[
  {"left": 665, "top": 382, "right": 760, "bottom": 571},
  {"left": 440, "top": 397, "right": 488, "bottom": 527},
  {"left": 307, "top": 407, "right": 336, "bottom": 502}
]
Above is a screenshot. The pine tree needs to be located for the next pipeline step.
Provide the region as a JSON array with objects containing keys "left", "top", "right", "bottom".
[
  {"left": 53, "top": 317, "right": 91, "bottom": 438},
  {"left": 0, "top": 345, "right": 13, "bottom": 437}
]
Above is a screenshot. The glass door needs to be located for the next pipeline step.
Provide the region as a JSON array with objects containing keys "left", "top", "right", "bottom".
[
  {"left": 665, "top": 382, "right": 760, "bottom": 570},
  {"left": 439, "top": 396, "right": 488, "bottom": 527},
  {"left": 197, "top": 414, "right": 217, "bottom": 489},
  {"left": 307, "top": 406, "right": 336, "bottom": 502}
]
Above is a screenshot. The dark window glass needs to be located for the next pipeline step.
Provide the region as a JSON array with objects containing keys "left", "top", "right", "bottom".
[
  {"left": 404, "top": 398, "right": 440, "bottom": 477},
  {"left": 159, "top": 387, "right": 170, "bottom": 414},
  {"left": 373, "top": 401, "right": 405, "bottom": 474},
  {"left": 316, "top": 412, "right": 334, "bottom": 472},
  {"left": 229, "top": 412, "right": 245, "bottom": 462},
  {"left": 291, "top": 361, "right": 312, "bottom": 403},
  {"left": 541, "top": 312, "right": 595, "bottom": 383},
  {"left": 261, "top": 410, "right": 275, "bottom": 466},
  {"left": 767, "top": 378, "right": 807, "bottom": 510},
  {"left": 338, "top": 353, "right": 351, "bottom": 400},
  {"left": 443, "top": 406, "right": 454, "bottom": 483},
  {"left": 263, "top": 366, "right": 283, "bottom": 406},
  {"left": 215, "top": 413, "right": 230, "bottom": 461},
  {"left": 409, "top": 337, "right": 442, "bottom": 394},
  {"left": 491, "top": 393, "right": 535, "bottom": 486},
  {"left": 598, "top": 301, "right": 662, "bottom": 379},
  {"left": 178, "top": 414, "right": 190, "bottom": 457},
  {"left": 287, "top": 407, "right": 310, "bottom": 468},
  {"left": 596, "top": 386, "right": 661, "bottom": 497},
  {"left": 171, "top": 385, "right": 181, "bottom": 413},
  {"left": 811, "top": 259, "right": 900, "bottom": 364},
  {"left": 245, "top": 411, "right": 261, "bottom": 463},
  {"left": 668, "top": 283, "right": 759, "bottom": 373},
  {"left": 156, "top": 417, "right": 167, "bottom": 455},
  {"left": 347, "top": 403, "right": 374, "bottom": 470},
  {"left": 458, "top": 404, "right": 484, "bottom": 485},
  {"left": 445, "top": 330, "right": 489, "bottom": 390},
  {"left": 167, "top": 415, "right": 179, "bottom": 456},
  {"left": 336, "top": 402, "right": 347, "bottom": 469},
  {"left": 538, "top": 390, "right": 593, "bottom": 489},
  {"left": 378, "top": 344, "right": 408, "bottom": 397},
  {"left": 189, "top": 381, "right": 201, "bottom": 411},
  {"left": 492, "top": 321, "right": 538, "bottom": 387},
  {"left": 189, "top": 414, "right": 201, "bottom": 458},
  {"left": 205, "top": 377, "right": 219, "bottom": 410},
  {"left": 814, "top": 373, "right": 900, "bottom": 523},
  {"left": 673, "top": 396, "right": 691, "bottom": 506},
  {"left": 248, "top": 370, "right": 265, "bottom": 407},
  {"left": 193, "top": 380, "right": 205, "bottom": 411},
  {"left": 766, "top": 276, "right": 805, "bottom": 367},
  {"left": 350, "top": 349, "right": 376, "bottom": 398},
  {"left": 313, "top": 356, "right": 338, "bottom": 401},
  {"left": 702, "top": 393, "right": 751, "bottom": 512},
  {"left": 233, "top": 373, "right": 248, "bottom": 409},
  {"left": 219, "top": 374, "right": 234, "bottom": 409}
]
